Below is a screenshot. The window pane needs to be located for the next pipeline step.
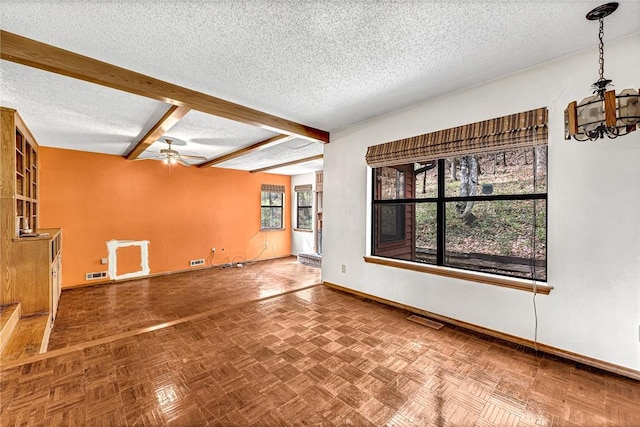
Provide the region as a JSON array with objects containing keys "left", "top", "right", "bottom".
[
  {"left": 444, "top": 199, "right": 546, "bottom": 280},
  {"left": 444, "top": 148, "right": 547, "bottom": 198},
  {"left": 413, "top": 162, "right": 438, "bottom": 199},
  {"left": 261, "top": 191, "right": 270, "bottom": 205},
  {"left": 415, "top": 202, "right": 438, "bottom": 264},
  {"left": 298, "top": 190, "right": 312, "bottom": 207},
  {"left": 271, "top": 192, "right": 283, "bottom": 206},
  {"left": 373, "top": 203, "right": 413, "bottom": 261},
  {"left": 261, "top": 207, "right": 272, "bottom": 228},
  {"left": 272, "top": 207, "right": 283, "bottom": 228},
  {"left": 375, "top": 167, "right": 406, "bottom": 200},
  {"left": 297, "top": 207, "right": 312, "bottom": 229},
  {"left": 380, "top": 204, "right": 405, "bottom": 242}
]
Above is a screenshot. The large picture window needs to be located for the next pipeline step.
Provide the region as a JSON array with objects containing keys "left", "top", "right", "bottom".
[
  {"left": 372, "top": 147, "right": 547, "bottom": 280},
  {"left": 261, "top": 184, "right": 285, "bottom": 230}
]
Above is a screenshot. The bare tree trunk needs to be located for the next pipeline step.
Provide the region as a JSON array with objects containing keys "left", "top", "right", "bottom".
[
  {"left": 535, "top": 146, "right": 547, "bottom": 176},
  {"left": 456, "top": 155, "right": 478, "bottom": 223},
  {"left": 447, "top": 158, "right": 457, "bottom": 181},
  {"left": 535, "top": 146, "right": 547, "bottom": 189}
]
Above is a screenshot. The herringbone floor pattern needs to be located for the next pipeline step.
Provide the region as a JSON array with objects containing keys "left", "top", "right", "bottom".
[{"left": 1, "top": 258, "right": 638, "bottom": 426}]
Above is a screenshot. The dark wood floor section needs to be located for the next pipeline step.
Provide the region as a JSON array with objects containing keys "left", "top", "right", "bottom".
[{"left": 1, "top": 258, "right": 639, "bottom": 426}]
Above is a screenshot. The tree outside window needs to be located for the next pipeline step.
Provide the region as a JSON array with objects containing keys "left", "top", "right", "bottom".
[
  {"left": 261, "top": 191, "right": 284, "bottom": 229},
  {"left": 372, "top": 147, "right": 547, "bottom": 280},
  {"left": 296, "top": 190, "right": 313, "bottom": 230}
]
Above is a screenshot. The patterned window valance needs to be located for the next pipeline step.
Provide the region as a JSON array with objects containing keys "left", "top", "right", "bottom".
[
  {"left": 294, "top": 184, "right": 312, "bottom": 192},
  {"left": 261, "top": 184, "right": 286, "bottom": 193},
  {"left": 365, "top": 107, "right": 548, "bottom": 168}
]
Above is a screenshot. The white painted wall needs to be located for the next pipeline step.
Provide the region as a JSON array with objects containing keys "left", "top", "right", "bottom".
[
  {"left": 291, "top": 172, "right": 316, "bottom": 254},
  {"left": 322, "top": 34, "right": 640, "bottom": 371}
]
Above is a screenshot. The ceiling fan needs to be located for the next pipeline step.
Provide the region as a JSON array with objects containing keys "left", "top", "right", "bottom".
[{"left": 146, "top": 138, "right": 207, "bottom": 165}]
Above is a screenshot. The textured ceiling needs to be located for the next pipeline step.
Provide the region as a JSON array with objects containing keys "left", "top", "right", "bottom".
[
  {"left": 0, "top": 61, "right": 169, "bottom": 155},
  {"left": 144, "top": 110, "right": 280, "bottom": 162},
  {"left": 1, "top": 1, "right": 639, "bottom": 175},
  {"left": 216, "top": 138, "right": 324, "bottom": 171}
]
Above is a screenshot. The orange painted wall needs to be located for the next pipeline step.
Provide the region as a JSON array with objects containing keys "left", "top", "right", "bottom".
[{"left": 38, "top": 147, "right": 291, "bottom": 287}]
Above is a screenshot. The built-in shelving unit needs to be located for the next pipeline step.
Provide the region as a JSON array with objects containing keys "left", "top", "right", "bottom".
[
  {"left": 14, "top": 125, "right": 38, "bottom": 234},
  {"left": 0, "top": 107, "right": 61, "bottom": 362}
]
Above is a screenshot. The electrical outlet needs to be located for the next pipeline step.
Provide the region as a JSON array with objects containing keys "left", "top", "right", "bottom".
[
  {"left": 100, "top": 258, "right": 107, "bottom": 265},
  {"left": 211, "top": 247, "right": 215, "bottom": 253},
  {"left": 341, "top": 264, "right": 346, "bottom": 273}
]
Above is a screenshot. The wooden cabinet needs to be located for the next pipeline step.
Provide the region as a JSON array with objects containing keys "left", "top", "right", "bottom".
[
  {"left": 0, "top": 107, "right": 61, "bottom": 326},
  {"left": 10, "top": 230, "right": 62, "bottom": 317}
]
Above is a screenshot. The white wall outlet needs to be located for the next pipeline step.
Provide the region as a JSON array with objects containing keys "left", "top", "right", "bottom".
[
  {"left": 211, "top": 247, "right": 216, "bottom": 253},
  {"left": 341, "top": 264, "right": 346, "bottom": 273},
  {"left": 100, "top": 258, "right": 107, "bottom": 265}
]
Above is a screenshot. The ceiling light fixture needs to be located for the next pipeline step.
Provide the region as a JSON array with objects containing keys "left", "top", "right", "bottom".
[{"left": 564, "top": 2, "right": 639, "bottom": 141}]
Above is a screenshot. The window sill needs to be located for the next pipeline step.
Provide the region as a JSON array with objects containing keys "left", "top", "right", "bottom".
[
  {"left": 260, "top": 228, "right": 286, "bottom": 232},
  {"left": 363, "top": 256, "right": 552, "bottom": 295},
  {"left": 293, "top": 228, "right": 313, "bottom": 233}
]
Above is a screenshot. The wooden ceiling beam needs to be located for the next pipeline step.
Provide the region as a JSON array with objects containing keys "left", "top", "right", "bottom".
[
  {"left": 250, "top": 154, "right": 323, "bottom": 173},
  {"left": 0, "top": 30, "right": 330, "bottom": 144},
  {"left": 197, "top": 134, "right": 294, "bottom": 168},
  {"left": 125, "top": 104, "right": 191, "bottom": 160}
]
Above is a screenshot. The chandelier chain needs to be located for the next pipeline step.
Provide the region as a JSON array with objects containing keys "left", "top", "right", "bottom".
[{"left": 598, "top": 18, "right": 605, "bottom": 81}]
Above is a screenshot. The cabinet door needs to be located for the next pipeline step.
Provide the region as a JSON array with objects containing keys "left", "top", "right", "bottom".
[{"left": 51, "top": 257, "right": 61, "bottom": 325}]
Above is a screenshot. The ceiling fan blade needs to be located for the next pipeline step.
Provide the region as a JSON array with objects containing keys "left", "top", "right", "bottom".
[
  {"left": 179, "top": 154, "right": 208, "bottom": 160},
  {"left": 133, "top": 155, "right": 164, "bottom": 161}
]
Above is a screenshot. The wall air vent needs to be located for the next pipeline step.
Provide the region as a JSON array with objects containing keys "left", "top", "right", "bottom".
[
  {"left": 190, "top": 259, "right": 205, "bottom": 267},
  {"left": 85, "top": 271, "right": 108, "bottom": 280}
]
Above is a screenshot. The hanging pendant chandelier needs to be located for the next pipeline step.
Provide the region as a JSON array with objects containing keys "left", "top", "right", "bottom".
[{"left": 564, "top": 2, "right": 639, "bottom": 141}]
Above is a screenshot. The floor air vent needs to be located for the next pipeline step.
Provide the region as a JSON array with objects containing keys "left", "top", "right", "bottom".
[
  {"left": 190, "top": 259, "right": 205, "bottom": 267},
  {"left": 85, "top": 271, "right": 108, "bottom": 280},
  {"left": 407, "top": 314, "right": 444, "bottom": 330}
]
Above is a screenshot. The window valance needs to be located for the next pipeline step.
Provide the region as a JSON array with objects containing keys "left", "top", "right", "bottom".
[
  {"left": 294, "top": 184, "right": 312, "bottom": 192},
  {"left": 261, "top": 184, "right": 285, "bottom": 193},
  {"left": 365, "top": 107, "right": 548, "bottom": 168}
]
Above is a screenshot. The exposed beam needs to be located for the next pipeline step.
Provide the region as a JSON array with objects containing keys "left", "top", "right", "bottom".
[
  {"left": 250, "top": 154, "right": 323, "bottom": 173},
  {"left": 126, "top": 105, "right": 191, "bottom": 160},
  {"left": 197, "top": 134, "right": 294, "bottom": 168},
  {"left": 0, "top": 30, "right": 330, "bottom": 144}
]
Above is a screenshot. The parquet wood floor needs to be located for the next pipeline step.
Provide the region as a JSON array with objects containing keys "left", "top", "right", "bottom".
[
  {"left": 1, "top": 257, "right": 638, "bottom": 426},
  {"left": 48, "top": 257, "right": 320, "bottom": 350}
]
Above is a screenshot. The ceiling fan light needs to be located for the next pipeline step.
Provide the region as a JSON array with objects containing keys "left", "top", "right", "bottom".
[
  {"left": 163, "top": 158, "right": 169, "bottom": 165},
  {"left": 169, "top": 157, "right": 177, "bottom": 165}
]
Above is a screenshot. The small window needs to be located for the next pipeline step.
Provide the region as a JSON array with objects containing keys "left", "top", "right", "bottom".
[
  {"left": 296, "top": 190, "right": 313, "bottom": 230},
  {"left": 261, "top": 190, "right": 284, "bottom": 229}
]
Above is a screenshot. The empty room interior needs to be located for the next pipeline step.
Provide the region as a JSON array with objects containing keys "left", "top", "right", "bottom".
[{"left": 1, "top": 1, "right": 639, "bottom": 426}]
